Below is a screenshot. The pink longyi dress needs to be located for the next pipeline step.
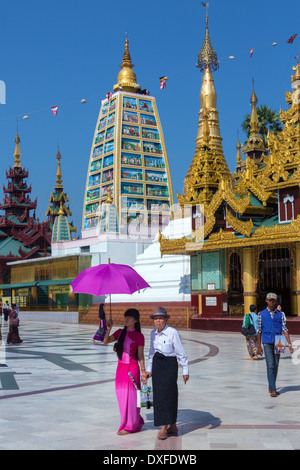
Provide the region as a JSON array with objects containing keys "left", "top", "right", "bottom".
[{"left": 113, "top": 328, "right": 145, "bottom": 433}]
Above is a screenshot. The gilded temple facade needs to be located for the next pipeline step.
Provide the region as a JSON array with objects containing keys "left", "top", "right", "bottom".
[
  {"left": 82, "top": 38, "right": 173, "bottom": 236},
  {"left": 159, "top": 13, "right": 300, "bottom": 317}
]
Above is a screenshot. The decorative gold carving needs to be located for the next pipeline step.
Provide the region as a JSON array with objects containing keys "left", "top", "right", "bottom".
[
  {"left": 207, "top": 229, "right": 237, "bottom": 241},
  {"left": 225, "top": 210, "right": 253, "bottom": 237}
]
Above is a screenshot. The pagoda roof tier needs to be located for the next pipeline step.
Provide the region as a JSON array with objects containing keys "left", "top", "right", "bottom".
[
  {"left": 0, "top": 236, "right": 35, "bottom": 258},
  {"left": 4, "top": 181, "right": 32, "bottom": 194},
  {"left": 0, "top": 196, "right": 37, "bottom": 210},
  {"left": 0, "top": 214, "right": 29, "bottom": 227},
  {"left": 46, "top": 203, "right": 72, "bottom": 217},
  {"left": 6, "top": 167, "right": 29, "bottom": 179},
  {"left": 12, "top": 222, "right": 52, "bottom": 248},
  {"left": 48, "top": 191, "right": 70, "bottom": 203}
]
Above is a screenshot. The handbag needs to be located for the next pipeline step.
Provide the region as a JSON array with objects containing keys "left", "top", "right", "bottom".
[
  {"left": 141, "top": 384, "right": 153, "bottom": 409},
  {"left": 241, "top": 314, "right": 256, "bottom": 336},
  {"left": 274, "top": 335, "right": 286, "bottom": 354},
  {"left": 95, "top": 319, "right": 107, "bottom": 341}
]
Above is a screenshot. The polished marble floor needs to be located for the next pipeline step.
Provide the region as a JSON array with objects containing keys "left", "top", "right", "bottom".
[{"left": 0, "top": 318, "right": 299, "bottom": 451}]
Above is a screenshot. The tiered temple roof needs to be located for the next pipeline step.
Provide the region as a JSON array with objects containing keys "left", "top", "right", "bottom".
[
  {"left": 159, "top": 14, "right": 300, "bottom": 255},
  {"left": 46, "top": 148, "right": 76, "bottom": 242},
  {"left": 0, "top": 134, "right": 51, "bottom": 283}
]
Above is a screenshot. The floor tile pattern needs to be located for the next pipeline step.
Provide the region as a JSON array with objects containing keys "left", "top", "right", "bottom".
[{"left": 0, "top": 319, "right": 299, "bottom": 450}]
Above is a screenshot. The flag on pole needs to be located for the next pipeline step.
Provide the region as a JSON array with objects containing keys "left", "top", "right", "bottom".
[
  {"left": 159, "top": 76, "right": 168, "bottom": 90},
  {"left": 250, "top": 48, "right": 254, "bottom": 58},
  {"left": 201, "top": 2, "right": 209, "bottom": 6},
  {"left": 287, "top": 34, "right": 297, "bottom": 44},
  {"left": 51, "top": 106, "right": 58, "bottom": 116}
]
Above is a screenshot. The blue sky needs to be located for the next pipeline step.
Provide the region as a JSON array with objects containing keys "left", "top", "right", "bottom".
[{"left": 0, "top": 0, "right": 299, "bottom": 233}]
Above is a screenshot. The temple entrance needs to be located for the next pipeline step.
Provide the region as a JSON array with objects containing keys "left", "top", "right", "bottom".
[
  {"left": 257, "top": 248, "right": 291, "bottom": 315},
  {"left": 227, "top": 252, "right": 243, "bottom": 315}
]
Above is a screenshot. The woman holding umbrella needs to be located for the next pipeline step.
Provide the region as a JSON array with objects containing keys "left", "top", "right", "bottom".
[{"left": 103, "top": 308, "right": 146, "bottom": 435}]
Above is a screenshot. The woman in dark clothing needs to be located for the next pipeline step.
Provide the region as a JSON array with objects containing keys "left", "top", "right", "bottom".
[
  {"left": 92, "top": 303, "right": 107, "bottom": 343},
  {"left": 7, "top": 304, "right": 22, "bottom": 345}
]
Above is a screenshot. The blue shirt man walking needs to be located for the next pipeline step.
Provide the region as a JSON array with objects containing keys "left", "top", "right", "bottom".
[{"left": 257, "top": 292, "right": 293, "bottom": 397}]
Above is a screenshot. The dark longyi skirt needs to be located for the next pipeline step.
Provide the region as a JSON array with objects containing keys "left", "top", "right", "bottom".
[
  {"left": 152, "top": 352, "right": 178, "bottom": 426},
  {"left": 7, "top": 325, "right": 22, "bottom": 344}
]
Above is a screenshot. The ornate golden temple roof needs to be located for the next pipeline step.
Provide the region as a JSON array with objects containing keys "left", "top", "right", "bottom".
[{"left": 160, "top": 48, "right": 300, "bottom": 255}]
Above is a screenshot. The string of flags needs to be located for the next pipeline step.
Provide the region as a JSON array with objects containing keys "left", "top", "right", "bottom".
[
  {"left": 249, "top": 34, "right": 297, "bottom": 58},
  {"left": 0, "top": 24, "right": 297, "bottom": 123}
]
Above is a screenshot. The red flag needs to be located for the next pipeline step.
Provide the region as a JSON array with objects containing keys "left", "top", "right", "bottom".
[
  {"left": 51, "top": 106, "right": 58, "bottom": 116},
  {"left": 250, "top": 48, "right": 254, "bottom": 58},
  {"left": 287, "top": 34, "right": 297, "bottom": 44}
]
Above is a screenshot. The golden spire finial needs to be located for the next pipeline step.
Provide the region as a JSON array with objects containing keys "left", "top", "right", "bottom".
[
  {"left": 13, "top": 133, "right": 21, "bottom": 168},
  {"left": 244, "top": 82, "right": 267, "bottom": 155},
  {"left": 197, "top": 5, "right": 219, "bottom": 72},
  {"left": 236, "top": 135, "right": 242, "bottom": 167},
  {"left": 250, "top": 79, "right": 259, "bottom": 133},
  {"left": 113, "top": 37, "right": 141, "bottom": 92},
  {"left": 55, "top": 147, "right": 63, "bottom": 190},
  {"left": 292, "top": 54, "right": 300, "bottom": 82},
  {"left": 121, "top": 37, "right": 133, "bottom": 69},
  {"left": 196, "top": 7, "right": 223, "bottom": 154}
]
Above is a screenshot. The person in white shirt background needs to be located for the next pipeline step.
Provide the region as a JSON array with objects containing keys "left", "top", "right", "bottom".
[{"left": 143, "top": 306, "right": 189, "bottom": 440}]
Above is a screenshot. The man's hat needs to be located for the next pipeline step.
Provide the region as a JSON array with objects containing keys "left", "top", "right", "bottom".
[
  {"left": 266, "top": 292, "right": 277, "bottom": 300},
  {"left": 150, "top": 306, "right": 170, "bottom": 319}
]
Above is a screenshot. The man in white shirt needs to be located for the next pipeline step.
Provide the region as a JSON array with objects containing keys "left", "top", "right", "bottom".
[{"left": 144, "top": 306, "right": 189, "bottom": 440}]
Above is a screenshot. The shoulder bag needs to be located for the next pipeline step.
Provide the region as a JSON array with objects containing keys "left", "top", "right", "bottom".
[{"left": 241, "top": 314, "right": 256, "bottom": 336}]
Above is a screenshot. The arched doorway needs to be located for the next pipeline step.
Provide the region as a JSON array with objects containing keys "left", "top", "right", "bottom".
[
  {"left": 257, "top": 247, "right": 291, "bottom": 314},
  {"left": 227, "top": 251, "right": 243, "bottom": 315}
]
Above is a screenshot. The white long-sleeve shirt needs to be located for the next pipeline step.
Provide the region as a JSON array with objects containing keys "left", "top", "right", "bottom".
[{"left": 146, "top": 325, "right": 189, "bottom": 375}]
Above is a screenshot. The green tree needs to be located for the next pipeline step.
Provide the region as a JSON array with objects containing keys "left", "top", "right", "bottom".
[{"left": 242, "top": 105, "right": 282, "bottom": 146}]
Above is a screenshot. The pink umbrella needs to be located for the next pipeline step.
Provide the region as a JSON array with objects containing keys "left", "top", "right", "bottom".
[{"left": 71, "top": 261, "right": 151, "bottom": 319}]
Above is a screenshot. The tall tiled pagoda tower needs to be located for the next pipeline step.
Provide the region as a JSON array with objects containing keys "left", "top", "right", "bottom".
[
  {"left": 0, "top": 134, "right": 51, "bottom": 283},
  {"left": 46, "top": 148, "right": 76, "bottom": 242},
  {"left": 82, "top": 38, "right": 173, "bottom": 236}
]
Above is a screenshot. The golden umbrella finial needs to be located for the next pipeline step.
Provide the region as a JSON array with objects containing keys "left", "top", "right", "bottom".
[
  {"left": 55, "top": 147, "right": 63, "bottom": 190},
  {"left": 13, "top": 133, "right": 21, "bottom": 168},
  {"left": 197, "top": 3, "right": 219, "bottom": 72}
]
